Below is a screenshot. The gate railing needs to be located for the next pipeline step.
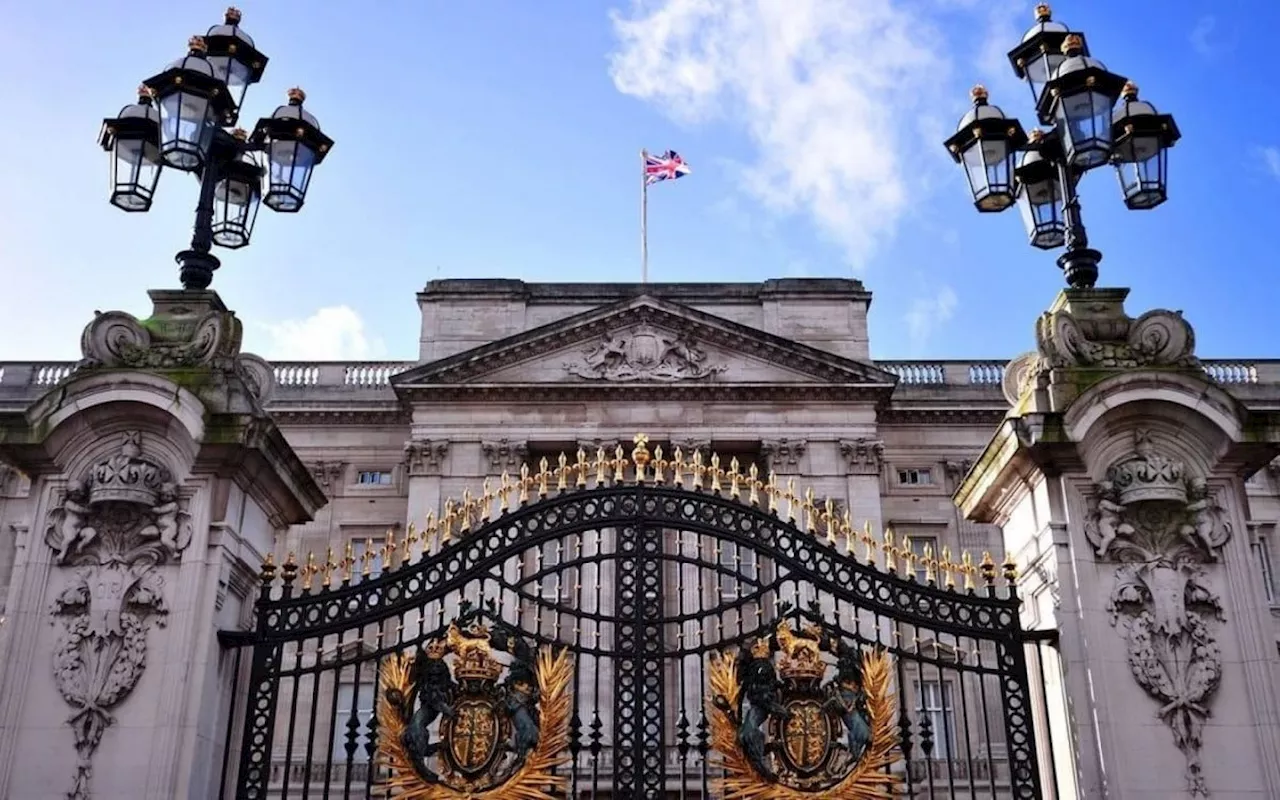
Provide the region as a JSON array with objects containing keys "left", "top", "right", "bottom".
[{"left": 220, "top": 434, "right": 1049, "bottom": 800}]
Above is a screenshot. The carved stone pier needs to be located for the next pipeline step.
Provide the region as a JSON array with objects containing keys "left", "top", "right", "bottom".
[
  {"left": 957, "top": 288, "right": 1280, "bottom": 799},
  {"left": 0, "top": 290, "right": 324, "bottom": 799}
]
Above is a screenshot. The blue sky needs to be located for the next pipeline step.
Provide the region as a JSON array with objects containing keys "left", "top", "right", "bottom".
[{"left": 1, "top": 0, "right": 1275, "bottom": 362}]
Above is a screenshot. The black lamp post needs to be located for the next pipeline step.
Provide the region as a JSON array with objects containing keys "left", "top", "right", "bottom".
[
  {"left": 98, "top": 8, "right": 335, "bottom": 291},
  {"left": 944, "top": 4, "right": 1180, "bottom": 289}
]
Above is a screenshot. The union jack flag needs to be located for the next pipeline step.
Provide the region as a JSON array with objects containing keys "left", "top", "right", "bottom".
[{"left": 644, "top": 150, "right": 691, "bottom": 185}]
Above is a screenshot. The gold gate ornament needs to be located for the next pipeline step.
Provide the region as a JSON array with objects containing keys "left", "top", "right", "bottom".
[
  {"left": 376, "top": 616, "right": 573, "bottom": 800},
  {"left": 707, "top": 620, "right": 903, "bottom": 799}
]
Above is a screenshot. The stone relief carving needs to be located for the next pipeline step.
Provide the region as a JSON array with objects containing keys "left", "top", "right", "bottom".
[
  {"left": 309, "top": 460, "right": 346, "bottom": 492},
  {"left": 483, "top": 439, "right": 528, "bottom": 473},
  {"left": 942, "top": 459, "right": 974, "bottom": 489},
  {"left": 761, "top": 439, "right": 807, "bottom": 473},
  {"left": 404, "top": 440, "right": 449, "bottom": 477},
  {"left": 42, "top": 431, "right": 192, "bottom": 799},
  {"left": 1083, "top": 430, "right": 1232, "bottom": 798},
  {"left": 565, "top": 324, "right": 725, "bottom": 382},
  {"left": 839, "top": 438, "right": 885, "bottom": 476}
]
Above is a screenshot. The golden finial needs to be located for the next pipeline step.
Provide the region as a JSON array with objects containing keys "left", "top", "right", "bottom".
[
  {"left": 882, "top": 528, "right": 896, "bottom": 573},
  {"left": 424, "top": 511, "right": 438, "bottom": 553},
  {"left": 941, "top": 546, "right": 956, "bottom": 589},
  {"left": 923, "top": 543, "right": 937, "bottom": 585},
  {"left": 766, "top": 471, "right": 778, "bottom": 513},
  {"left": 1034, "top": 3, "right": 1051, "bottom": 21},
  {"left": 443, "top": 499, "right": 456, "bottom": 543},
  {"left": 402, "top": 526, "right": 413, "bottom": 562},
  {"left": 1061, "top": 33, "right": 1084, "bottom": 55},
  {"left": 302, "top": 551, "right": 317, "bottom": 591},
  {"left": 803, "top": 486, "right": 815, "bottom": 532},
  {"left": 970, "top": 84, "right": 989, "bottom": 103},
  {"left": 632, "top": 433, "right": 651, "bottom": 482},
  {"left": 653, "top": 445, "right": 666, "bottom": 484},
  {"left": 672, "top": 447, "right": 685, "bottom": 486},
  {"left": 555, "top": 452, "right": 568, "bottom": 491},
  {"left": 137, "top": 84, "right": 156, "bottom": 101},
  {"left": 537, "top": 457, "right": 550, "bottom": 498},
  {"left": 287, "top": 86, "right": 306, "bottom": 103},
  {"left": 499, "top": 472, "right": 512, "bottom": 512},
  {"left": 1121, "top": 80, "right": 1139, "bottom": 100},
  {"left": 225, "top": 6, "right": 243, "bottom": 24},
  {"left": 259, "top": 552, "right": 277, "bottom": 584},
  {"left": 824, "top": 498, "right": 836, "bottom": 545},
  {"left": 1002, "top": 554, "right": 1019, "bottom": 585},
  {"left": 748, "top": 463, "right": 760, "bottom": 506},
  {"left": 188, "top": 35, "right": 208, "bottom": 53},
  {"left": 961, "top": 550, "right": 976, "bottom": 591},
  {"left": 785, "top": 478, "right": 797, "bottom": 523},
  {"left": 575, "top": 447, "right": 589, "bottom": 487},
  {"left": 385, "top": 529, "right": 398, "bottom": 569},
  {"left": 282, "top": 551, "right": 298, "bottom": 584},
  {"left": 980, "top": 551, "right": 997, "bottom": 587},
  {"left": 902, "top": 536, "right": 916, "bottom": 576},
  {"left": 862, "top": 520, "right": 876, "bottom": 565},
  {"left": 614, "top": 444, "right": 627, "bottom": 483},
  {"left": 692, "top": 450, "right": 704, "bottom": 490},
  {"left": 321, "top": 545, "right": 337, "bottom": 587},
  {"left": 841, "top": 509, "right": 854, "bottom": 554},
  {"left": 342, "top": 541, "right": 355, "bottom": 583},
  {"left": 480, "top": 480, "right": 493, "bottom": 523},
  {"left": 595, "top": 446, "right": 608, "bottom": 486},
  {"left": 461, "top": 487, "right": 474, "bottom": 531},
  {"left": 709, "top": 453, "right": 722, "bottom": 494},
  {"left": 519, "top": 463, "right": 531, "bottom": 504},
  {"left": 361, "top": 538, "right": 375, "bottom": 576},
  {"left": 728, "top": 457, "right": 741, "bottom": 499}
]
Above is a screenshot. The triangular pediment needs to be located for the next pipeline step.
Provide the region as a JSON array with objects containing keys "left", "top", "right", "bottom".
[{"left": 393, "top": 297, "right": 896, "bottom": 399}]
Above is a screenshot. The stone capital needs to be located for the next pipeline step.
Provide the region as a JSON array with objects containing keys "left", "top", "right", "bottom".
[
  {"left": 404, "top": 439, "right": 449, "bottom": 477},
  {"left": 838, "top": 438, "right": 884, "bottom": 476},
  {"left": 309, "top": 460, "right": 347, "bottom": 491},
  {"left": 761, "top": 438, "right": 807, "bottom": 473},
  {"left": 482, "top": 439, "right": 528, "bottom": 474}
]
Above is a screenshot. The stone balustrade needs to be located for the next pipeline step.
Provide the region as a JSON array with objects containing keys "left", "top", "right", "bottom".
[{"left": 1, "top": 359, "right": 1276, "bottom": 404}]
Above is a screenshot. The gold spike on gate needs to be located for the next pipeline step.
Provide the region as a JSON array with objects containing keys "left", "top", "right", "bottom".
[
  {"left": 691, "top": 450, "right": 704, "bottom": 490},
  {"left": 575, "top": 447, "right": 589, "bottom": 487},
  {"left": 671, "top": 447, "right": 685, "bottom": 487},
  {"left": 557, "top": 452, "right": 569, "bottom": 491},
  {"left": 653, "top": 445, "right": 666, "bottom": 484},
  {"left": 940, "top": 546, "right": 956, "bottom": 589},
  {"left": 302, "top": 551, "right": 317, "bottom": 591},
  {"left": 861, "top": 521, "right": 876, "bottom": 566},
  {"left": 961, "top": 551, "right": 976, "bottom": 591},
  {"left": 727, "top": 457, "right": 741, "bottom": 499},
  {"left": 748, "top": 463, "right": 760, "bottom": 506},
  {"left": 595, "top": 447, "right": 609, "bottom": 486},
  {"left": 519, "top": 464, "right": 531, "bottom": 504},
  {"left": 613, "top": 444, "right": 627, "bottom": 483}
]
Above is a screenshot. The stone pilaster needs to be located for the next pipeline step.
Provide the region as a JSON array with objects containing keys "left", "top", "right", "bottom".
[
  {"left": 405, "top": 439, "right": 450, "bottom": 557},
  {"left": 957, "top": 287, "right": 1280, "bottom": 799},
  {"left": 761, "top": 438, "right": 807, "bottom": 474},
  {"left": 838, "top": 438, "right": 884, "bottom": 536},
  {"left": 0, "top": 289, "right": 324, "bottom": 800},
  {"left": 481, "top": 438, "right": 528, "bottom": 474}
]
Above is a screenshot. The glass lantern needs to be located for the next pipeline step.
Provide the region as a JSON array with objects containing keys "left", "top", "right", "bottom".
[
  {"left": 99, "top": 87, "right": 164, "bottom": 212},
  {"left": 211, "top": 136, "right": 264, "bottom": 248},
  {"left": 943, "top": 86, "right": 1027, "bottom": 213},
  {"left": 1038, "top": 35, "right": 1127, "bottom": 170},
  {"left": 1006, "top": 4, "right": 1079, "bottom": 112},
  {"left": 1111, "top": 82, "right": 1180, "bottom": 210},
  {"left": 251, "top": 88, "right": 335, "bottom": 212},
  {"left": 204, "top": 7, "right": 269, "bottom": 126},
  {"left": 1014, "top": 135, "right": 1065, "bottom": 249},
  {"left": 142, "top": 37, "right": 235, "bottom": 171}
]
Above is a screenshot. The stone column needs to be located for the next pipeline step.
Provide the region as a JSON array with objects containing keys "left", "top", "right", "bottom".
[
  {"left": 404, "top": 439, "right": 449, "bottom": 551},
  {"left": 839, "top": 437, "right": 886, "bottom": 534},
  {"left": 0, "top": 290, "right": 324, "bottom": 800},
  {"left": 956, "top": 288, "right": 1280, "bottom": 800}
]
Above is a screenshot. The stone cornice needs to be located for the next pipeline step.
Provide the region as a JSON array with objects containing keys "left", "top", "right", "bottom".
[
  {"left": 394, "top": 384, "right": 891, "bottom": 403},
  {"left": 877, "top": 407, "right": 1006, "bottom": 425}
]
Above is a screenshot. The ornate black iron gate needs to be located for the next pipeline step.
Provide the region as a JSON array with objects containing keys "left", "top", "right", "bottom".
[{"left": 221, "top": 439, "right": 1050, "bottom": 799}]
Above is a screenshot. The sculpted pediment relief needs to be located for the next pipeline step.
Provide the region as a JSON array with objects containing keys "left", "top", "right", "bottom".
[{"left": 393, "top": 298, "right": 896, "bottom": 391}]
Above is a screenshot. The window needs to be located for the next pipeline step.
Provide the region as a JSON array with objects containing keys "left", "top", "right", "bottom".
[
  {"left": 897, "top": 468, "right": 933, "bottom": 486},
  {"left": 914, "top": 680, "right": 957, "bottom": 759},
  {"left": 1254, "top": 535, "right": 1277, "bottom": 606},
  {"left": 907, "top": 536, "right": 938, "bottom": 584},
  {"left": 332, "top": 682, "right": 375, "bottom": 762},
  {"left": 356, "top": 470, "right": 393, "bottom": 486}
]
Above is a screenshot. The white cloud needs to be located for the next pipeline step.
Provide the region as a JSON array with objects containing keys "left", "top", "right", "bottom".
[
  {"left": 608, "top": 0, "right": 957, "bottom": 268},
  {"left": 1190, "top": 16, "right": 1217, "bottom": 58},
  {"left": 1257, "top": 147, "right": 1280, "bottom": 181},
  {"left": 905, "top": 285, "right": 958, "bottom": 350},
  {"left": 252, "top": 306, "right": 386, "bottom": 361}
]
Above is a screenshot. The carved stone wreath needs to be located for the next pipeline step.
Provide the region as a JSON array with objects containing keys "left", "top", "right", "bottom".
[
  {"left": 44, "top": 431, "right": 192, "bottom": 800},
  {"left": 1083, "top": 430, "right": 1231, "bottom": 798}
]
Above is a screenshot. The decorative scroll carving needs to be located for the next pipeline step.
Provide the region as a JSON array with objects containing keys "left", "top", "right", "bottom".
[
  {"left": 564, "top": 324, "right": 725, "bottom": 382},
  {"left": 43, "top": 431, "right": 192, "bottom": 799},
  {"left": 404, "top": 440, "right": 449, "bottom": 477},
  {"left": 762, "top": 439, "right": 807, "bottom": 473},
  {"left": 482, "top": 439, "right": 527, "bottom": 473},
  {"left": 1083, "top": 431, "right": 1232, "bottom": 797},
  {"left": 309, "top": 460, "right": 346, "bottom": 492},
  {"left": 839, "top": 438, "right": 884, "bottom": 476}
]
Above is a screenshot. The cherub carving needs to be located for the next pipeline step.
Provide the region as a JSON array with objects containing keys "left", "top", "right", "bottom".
[
  {"left": 48, "top": 480, "right": 98, "bottom": 564},
  {"left": 138, "top": 483, "right": 188, "bottom": 557},
  {"left": 1181, "top": 480, "right": 1229, "bottom": 559},
  {"left": 1091, "top": 482, "right": 1133, "bottom": 557}
]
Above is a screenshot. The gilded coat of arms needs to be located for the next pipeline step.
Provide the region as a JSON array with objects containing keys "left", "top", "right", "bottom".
[
  {"left": 708, "top": 617, "right": 902, "bottom": 799},
  {"left": 377, "top": 606, "right": 573, "bottom": 799}
]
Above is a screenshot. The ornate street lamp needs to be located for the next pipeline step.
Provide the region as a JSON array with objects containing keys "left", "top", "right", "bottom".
[
  {"left": 944, "top": 4, "right": 1180, "bottom": 289},
  {"left": 97, "top": 8, "right": 335, "bottom": 290}
]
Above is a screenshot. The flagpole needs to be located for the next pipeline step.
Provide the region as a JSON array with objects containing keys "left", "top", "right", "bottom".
[{"left": 640, "top": 148, "right": 649, "bottom": 283}]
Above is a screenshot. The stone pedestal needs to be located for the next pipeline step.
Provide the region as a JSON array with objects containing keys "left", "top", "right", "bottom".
[
  {"left": 0, "top": 290, "right": 324, "bottom": 800},
  {"left": 957, "top": 289, "right": 1280, "bottom": 799}
]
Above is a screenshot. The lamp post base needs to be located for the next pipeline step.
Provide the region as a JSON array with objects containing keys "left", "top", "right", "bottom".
[
  {"left": 175, "top": 250, "right": 222, "bottom": 291},
  {"left": 1057, "top": 247, "right": 1101, "bottom": 289}
]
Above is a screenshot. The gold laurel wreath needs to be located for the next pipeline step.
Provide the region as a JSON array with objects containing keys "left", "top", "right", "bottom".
[
  {"left": 376, "top": 647, "right": 573, "bottom": 800},
  {"left": 707, "top": 648, "right": 903, "bottom": 800}
]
